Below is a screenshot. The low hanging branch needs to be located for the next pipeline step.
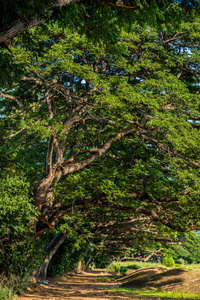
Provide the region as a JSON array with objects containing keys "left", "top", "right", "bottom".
[{"left": 94, "top": 203, "right": 200, "bottom": 232}]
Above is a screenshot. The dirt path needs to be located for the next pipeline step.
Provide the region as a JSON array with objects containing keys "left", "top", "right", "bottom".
[
  {"left": 14, "top": 268, "right": 200, "bottom": 300},
  {"left": 14, "top": 270, "right": 136, "bottom": 300}
]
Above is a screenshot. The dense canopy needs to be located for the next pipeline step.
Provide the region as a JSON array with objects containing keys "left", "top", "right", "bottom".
[
  {"left": 0, "top": 0, "right": 200, "bottom": 282},
  {"left": 1, "top": 0, "right": 200, "bottom": 44}
]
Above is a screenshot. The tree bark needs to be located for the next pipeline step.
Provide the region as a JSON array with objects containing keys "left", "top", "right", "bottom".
[
  {"left": 39, "top": 231, "right": 69, "bottom": 278},
  {"left": 0, "top": 0, "right": 79, "bottom": 43},
  {"left": 77, "top": 259, "right": 84, "bottom": 272}
]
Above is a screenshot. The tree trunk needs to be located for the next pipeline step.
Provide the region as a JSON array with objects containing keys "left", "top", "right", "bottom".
[
  {"left": 39, "top": 231, "right": 69, "bottom": 278},
  {"left": 77, "top": 259, "right": 84, "bottom": 272},
  {"left": 84, "top": 255, "right": 93, "bottom": 272}
]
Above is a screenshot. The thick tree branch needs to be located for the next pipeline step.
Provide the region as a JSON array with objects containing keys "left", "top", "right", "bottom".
[
  {"left": 20, "top": 76, "right": 46, "bottom": 86},
  {"left": 46, "top": 92, "right": 54, "bottom": 120},
  {"left": 55, "top": 129, "right": 137, "bottom": 178},
  {"left": 46, "top": 135, "right": 54, "bottom": 178},
  {"left": 0, "top": 18, "right": 45, "bottom": 44},
  {"left": 0, "top": 93, "right": 23, "bottom": 107}
]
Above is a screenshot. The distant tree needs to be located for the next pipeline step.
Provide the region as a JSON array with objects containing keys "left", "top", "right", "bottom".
[{"left": 166, "top": 232, "right": 200, "bottom": 264}]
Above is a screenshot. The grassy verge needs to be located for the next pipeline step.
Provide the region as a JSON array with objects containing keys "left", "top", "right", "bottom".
[
  {"left": 109, "top": 261, "right": 200, "bottom": 271},
  {"left": 0, "top": 285, "right": 13, "bottom": 300},
  {"left": 107, "top": 287, "right": 200, "bottom": 299},
  {"left": 0, "top": 273, "right": 28, "bottom": 300},
  {"left": 110, "top": 261, "right": 163, "bottom": 269}
]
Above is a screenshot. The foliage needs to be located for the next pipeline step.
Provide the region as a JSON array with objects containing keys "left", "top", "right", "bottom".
[
  {"left": 0, "top": 12, "right": 200, "bottom": 279},
  {"left": 108, "top": 260, "right": 163, "bottom": 270},
  {"left": 0, "top": 285, "right": 13, "bottom": 300},
  {"left": 0, "top": 273, "right": 29, "bottom": 299},
  {"left": 127, "top": 264, "right": 141, "bottom": 270},
  {"left": 0, "top": 274, "right": 29, "bottom": 296},
  {"left": 1, "top": 0, "right": 200, "bottom": 37},
  {"left": 0, "top": 0, "right": 200, "bottom": 85},
  {"left": 0, "top": 173, "right": 44, "bottom": 277},
  {"left": 109, "top": 233, "right": 200, "bottom": 265},
  {"left": 165, "top": 232, "right": 200, "bottom": 264},
  {"left": 107, "top": 264, "right": 120, "bottom": 276},
  {"left": 120, "top": 266, "right": 128, "bottom": 275},
  {"left": 107, "top": 264, "right": 133, "bottom": 275},
  {"left": 46, "top": 231, "right": 88, "bottom": 277},
  {"left": 0, "top": 289, "right": 12, "bottom": 300},
  {"left": 162, "top": 256, "right": 175, "bottom": 268},
  {"left": 92, "top": 251, "right": 111, "bottom": 269}
]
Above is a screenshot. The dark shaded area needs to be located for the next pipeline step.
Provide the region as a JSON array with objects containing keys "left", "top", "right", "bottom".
[
  {"left": 119, "top": 267, "right": 166, "bottom": 282},
  {"left": 121, "top": 268, "right": 186, "bottom": 289}
]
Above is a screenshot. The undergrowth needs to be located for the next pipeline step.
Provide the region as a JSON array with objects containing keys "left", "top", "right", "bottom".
[
  {"left": 109, "top": 261, "right": 163, "bottom": 270},
  {"left": 0, "top": 273, "right": 29, "bottom": 300},
  {"left": 0, "top": 279, "right": 13, "bottom": 300},
  {"left": 109, "top": 261, "right": 200, "bottom": 271}
]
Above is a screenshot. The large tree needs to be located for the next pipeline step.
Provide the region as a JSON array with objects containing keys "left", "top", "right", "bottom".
[{"left": 1, "top": 16, "right": 200, "bottom": 276}]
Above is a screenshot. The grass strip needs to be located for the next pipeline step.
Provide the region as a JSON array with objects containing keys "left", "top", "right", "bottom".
[{"left": 106, "top": 287, "right": 200, "bottom": 299}]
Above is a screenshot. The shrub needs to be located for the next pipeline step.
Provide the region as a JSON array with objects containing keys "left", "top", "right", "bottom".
[
  {"left": 175, "top": 264, "right": 181, "bottom": 268},
  {"left": 0, "top": 273, "right": 28, "bottom": 296},
  {"left": 0, "top": 175, "right": 44, "bottom": 279},
  {"left": 107, "top": 265, "right": 120, "bottom": 276},
  {"left": 127, "top": 264, "right": 140, "bottom": 270},
  {"left": 162, "top": 256, "right": 175, "bottom": 268},
  {"left": 0, "top": 287, "right": 13, "bottom": 300},
  {"left": 0, "top": 286, "right": 13, "bottom": 300},
  {"left": 178, "top": 258, "right": 185, "bottom": 265},
  {"left": 120, "top": 266, "right": 128, "bottom": 275},
  {"left": 0, "top": 276, "right": 13, "bottom": 300}
]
